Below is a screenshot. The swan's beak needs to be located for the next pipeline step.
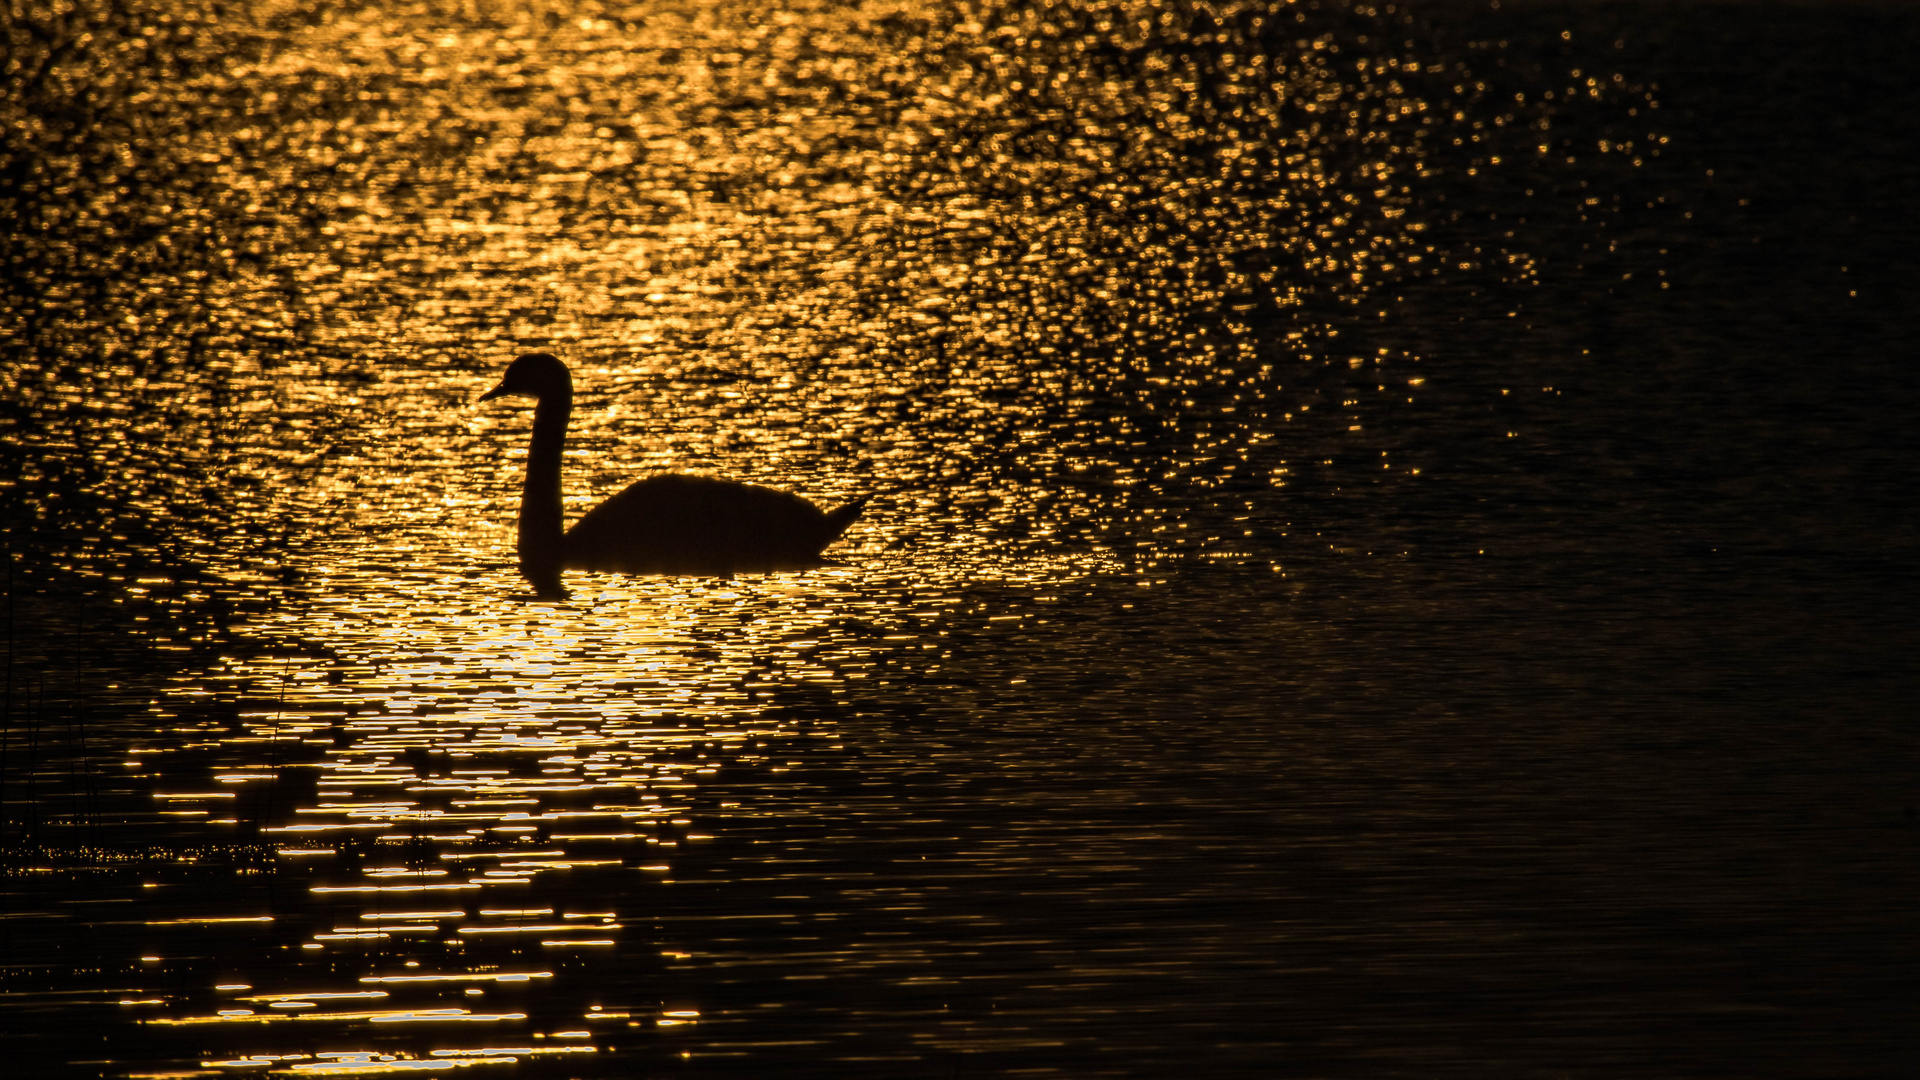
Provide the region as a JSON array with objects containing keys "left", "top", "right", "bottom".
[{"left": 478, "top": 382, "right": 509, "bottom": 404}]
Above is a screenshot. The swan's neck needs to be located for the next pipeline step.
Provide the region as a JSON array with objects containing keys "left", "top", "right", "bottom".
[{"left": 518, "top": 387, "right": 571, "bottom": 595}]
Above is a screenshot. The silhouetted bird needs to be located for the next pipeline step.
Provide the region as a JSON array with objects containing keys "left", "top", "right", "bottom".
[{"left": 479, "top": 353, "right": 868, "bottom": 597}]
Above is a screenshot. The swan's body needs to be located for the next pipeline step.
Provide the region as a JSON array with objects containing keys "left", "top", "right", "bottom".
[{"left": 480, "top": 353, "right": 867, "bottom": 597}]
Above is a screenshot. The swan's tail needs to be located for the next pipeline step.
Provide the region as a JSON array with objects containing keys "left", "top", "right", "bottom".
[{"left": 823, "top": 493, "right": 872, "bottom": 541}]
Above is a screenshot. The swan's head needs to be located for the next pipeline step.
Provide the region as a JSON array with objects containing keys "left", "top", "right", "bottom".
[{"left": 479, "top": 352, "right": 571, "bottom": 403}]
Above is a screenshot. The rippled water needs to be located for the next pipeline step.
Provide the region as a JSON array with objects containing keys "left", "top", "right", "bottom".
[{"left": 4, "top": 1, "right": 1916, "bottom": 1076}]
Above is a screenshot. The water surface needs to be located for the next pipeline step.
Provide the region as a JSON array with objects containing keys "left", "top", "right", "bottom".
[{"left": 3, "top": 1, "right": 1915, "bottom": 1076}]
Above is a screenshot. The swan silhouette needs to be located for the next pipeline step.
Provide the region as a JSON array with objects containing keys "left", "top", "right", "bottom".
[{"left": 479, "top": 352, "right": 868, "bottom": 597}]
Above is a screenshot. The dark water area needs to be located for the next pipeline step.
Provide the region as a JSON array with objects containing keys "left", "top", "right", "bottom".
[{"left": 3, "top": 1, "right": 1916, "bottom": 1076}]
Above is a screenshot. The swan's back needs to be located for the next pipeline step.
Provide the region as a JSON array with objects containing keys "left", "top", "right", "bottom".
[{"left": 564, "top": 473, "right": 865, "bottom": 576}]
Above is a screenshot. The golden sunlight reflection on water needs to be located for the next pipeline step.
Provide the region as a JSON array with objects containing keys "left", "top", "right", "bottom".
[{"left": 0, "top": 0, "right": 1698, "bottom": 1073}]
